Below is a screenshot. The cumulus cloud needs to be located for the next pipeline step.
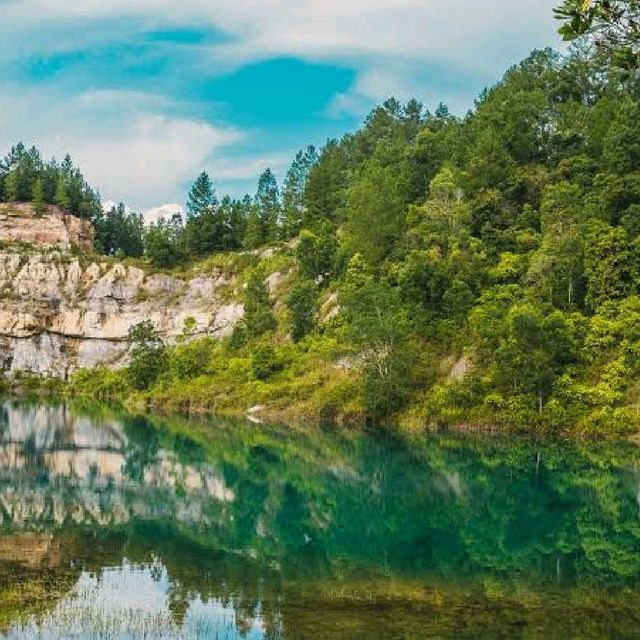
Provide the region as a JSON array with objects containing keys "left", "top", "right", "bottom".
[
  {"left": 0, "top": 88, "right": 240, "bottom": 208},
  {"left": 0, "top": 0, "right": 561, "bottom": 207},
  {"left": 143, "top": 203, "right": 185, "bottom": 225}
]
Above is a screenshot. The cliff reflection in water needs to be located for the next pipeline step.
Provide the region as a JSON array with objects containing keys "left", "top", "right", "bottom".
[{"left": 0, "top": 400, "right": 638, "bottom": 638}]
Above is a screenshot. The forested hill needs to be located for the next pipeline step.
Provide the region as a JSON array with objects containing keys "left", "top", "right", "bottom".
[{"left": 4, "top": 46, "right": 640, "bottom": 435}]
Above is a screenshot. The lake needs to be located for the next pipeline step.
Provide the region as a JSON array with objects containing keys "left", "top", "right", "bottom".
[{"left": 0, "top": 400, "right": 637, "bottom": 638}]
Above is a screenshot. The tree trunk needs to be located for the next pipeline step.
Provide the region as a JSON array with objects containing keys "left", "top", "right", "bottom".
[{"left": 538, "top": 391, "right": 543, "bottom": 414}]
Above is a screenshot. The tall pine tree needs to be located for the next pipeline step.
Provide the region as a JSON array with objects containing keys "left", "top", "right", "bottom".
[
  {"left": 187, "top": 172, "right": 217, "bottom": 218},
  {"left": 254, "top": 168, "right": 280, "bottom": 244},
  {"left": 281, "top": 146, "right": 317, "bottom": 239},
  {"left": 32, "top": 178, "right": 45, "bottom": 215}
]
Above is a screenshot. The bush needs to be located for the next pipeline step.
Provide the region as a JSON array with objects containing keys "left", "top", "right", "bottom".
[
  {"left": 251, "top": 345, "right": 284, "bottom": 380},
  {"left": 71, "top": 366, "right": 130, "bottom": 401},
  {"left": 169, "top": 338, "right": 212, "bottom": 380}
]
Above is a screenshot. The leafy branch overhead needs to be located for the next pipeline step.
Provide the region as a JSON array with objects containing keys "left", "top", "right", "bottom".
[{"left": 555, "top": 0, "right": 640, "bottom": 67}]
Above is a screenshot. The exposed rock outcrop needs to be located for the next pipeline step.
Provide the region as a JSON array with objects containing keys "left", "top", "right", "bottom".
[
  {"left": 0, "top": 204, "right": 94, "bottom": 251},
  {"left": 0, "top": 250, "right": 244, "bottom": 378}
]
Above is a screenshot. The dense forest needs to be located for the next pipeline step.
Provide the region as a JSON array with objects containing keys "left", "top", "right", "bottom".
[{"left": 4, "top": 25, "right": 640, "bottom": 433}]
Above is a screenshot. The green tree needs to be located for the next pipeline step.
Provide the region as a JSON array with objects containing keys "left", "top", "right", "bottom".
[
  {"left": 341, "top": 256, "right": 416, "bottom": 419},
  {"left": 584, "top": 224, "right": 638, "bottom": 309},
  {"left": 187, "top": 171, "right": 217, "bottom": 218},
  {"left": 281, "top": 146, "right": 317, "bottom": 238},
  {"left": 303, "top": 140, "right": 349, "bottom": 227},
  {"left": 183, "top": 207, "right": 225, "bottom": 255},
  {"left": 602, "top": 98, "right": 640, "bottom": 174},
  {"left": 251, "top": 344, "right": 283, "bottom": 380},
  {"left": 94, "top": 203, "right": 144, "bottom": 257},
  {"left": 243, "top": 204, "right": 263, "bottom": 249},
  {"left": 296, "top": 222, "right": 338, "bottom": 282},
  {"left": 343, "top": 159, "right": 407, "bottom": 266},
  {"left": 3, "top": 170, "right": 18, "bottom": 202},
  {"left": 495, "top": 305, "right": 576, "bottom": 412},
  {"left": 470, "top": 295, "right": 576, "bottom": 414},
  {"left": 145, "top": 217, "right": 184, "bottom": 268},
  {"left": 527, "top": 183, "right": 586, "bottom": 308},
  {"left": 32, "top": 178, "right": 45, "bottom": 215},
  {"left": 255, "top": 168, "right": 280, "bottom": 243},
  {"left": 244, "top": 270, "right": 277, "bottom": 338},
  {"left": 54, "top": 175, "right": 70, "bottom": 211},
  {"left": 126, "top": 320, "right": 167, "bottom": 391},
  {"left": 287, "top": 280, "right": 317, "bottom": 341}
]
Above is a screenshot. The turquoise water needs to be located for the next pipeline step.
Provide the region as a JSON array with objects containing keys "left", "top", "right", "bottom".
[{"left": 0, "top": 400, "right": 637, "bottom": 638}]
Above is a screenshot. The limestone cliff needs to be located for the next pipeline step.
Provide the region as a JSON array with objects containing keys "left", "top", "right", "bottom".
[
  {"left": 0, "top": 206, "right": 245, "bottom": 378},
  {"left": 0, "top": 203, "right": 94, "bottom": 251}
]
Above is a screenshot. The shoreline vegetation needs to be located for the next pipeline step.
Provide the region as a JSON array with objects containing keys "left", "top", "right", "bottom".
[{"left": 4, "top": 42, "right": 640, "bottom": 437}]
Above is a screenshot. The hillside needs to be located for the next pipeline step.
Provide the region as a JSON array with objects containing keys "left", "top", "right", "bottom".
[{"left": 4, "top": 47, "right": 640, "bottom": 435}]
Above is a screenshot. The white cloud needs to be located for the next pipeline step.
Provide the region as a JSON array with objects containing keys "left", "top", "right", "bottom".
[
  {"left": 209, "top": 151, "right": 291, "bottom": 183},
  {"left": 0, "top": 0, "right": 562, "bottom": 207},
  {"left": 62, "top": 113, "right": 239, "bottom": 207},
  {"left": 0, "top": 1, "right": 560, "bottom": 81},
  {"left": 143, "top": 203, "right": 184, "bottom": 225},
  {"left": 0, "top": 88, "right": 241, "bottom": 209}
]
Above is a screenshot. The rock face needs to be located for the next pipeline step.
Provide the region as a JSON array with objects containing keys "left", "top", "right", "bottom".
[
  {"left": 0, "top": 208, "right": 248, "bottom": 378},
  {"left": 0, "top": 204, "right": 94, "bottom": 251},
  {"left": 0, "top": 251, "right": 244, "bottom": 378}
]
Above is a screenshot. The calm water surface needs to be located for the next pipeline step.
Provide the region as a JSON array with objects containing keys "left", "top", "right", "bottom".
[{"left": 0, "top": 400, "right": 637, "bottom": 638}]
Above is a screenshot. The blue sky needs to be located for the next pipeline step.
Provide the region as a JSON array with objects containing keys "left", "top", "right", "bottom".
[{"left": 0, "top": 0, "right": 559, "bottom": 216}]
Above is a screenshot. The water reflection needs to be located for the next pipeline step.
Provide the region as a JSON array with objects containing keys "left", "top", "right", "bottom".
[
  {"left": 6, "top": 563, "right": 269, "bottom": 640},
  {"left": 0, "top": 399, "right": 637, "bottom": 638}
]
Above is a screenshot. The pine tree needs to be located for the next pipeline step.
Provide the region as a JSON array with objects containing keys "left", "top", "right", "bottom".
[
  {"left": 61, "top": 154, "right": 74, "bottom": 177},
  {"left": 3, "top": 170, "right": 18, "bottom": 202},
  {"left": 187, "top": 172, "right": 217, "bottom": 218},
  {"left": 244, "top": 270, "right": 277, "bottom": 337},
  {"left": 54, "top": 176, "right": 70, "bottom": 212},
  {"left": 255, "top": 168, "right": 280, "bottom": 243},
  {"left": 243, "top": 205, "right": 262, "bottom": 249},
  {"left": 32, "top": 177, "right": 45, "bottom": 215},
  {"left": 281, "top": 146, "right": 317, "bottom": 239}
]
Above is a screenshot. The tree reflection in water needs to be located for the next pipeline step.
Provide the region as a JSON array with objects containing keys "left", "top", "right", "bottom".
[{"left": 0, "top": 400, "right": 637, "bottom": 638}]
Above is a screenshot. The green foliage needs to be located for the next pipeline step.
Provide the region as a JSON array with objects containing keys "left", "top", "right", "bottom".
[
  {"left": 253, "top": 168, "right": 280, "bottom": 244},
  {"left": 94, "top": 203, "right": 144, "bottom": 258},
  {"left": 287, "top": 280, "right": 317, "bottom": 341},
  {"left": 71, "top": 366, "right": 130, "bottom": 402},
  {"left": 602, "top": 98, "right": 640, "bottom": 173},
  {"left": 251, "top": 344, "right": 284, "bottom": 380},
  {"left": 54, "top": 175, "right": 70, "bottom": 211},
  {"left": 31, "top": 178, "right": 45, "bottom": 215},
  {"left": 169, "top": 338, "right": 212, "bottom": 381},
  {"left": 341, "top": 257, "right": 417, "bottom": 420},
  {"left": 126, "top": 321, "right": 168, "bottom": 391},
  {"left": 182, "top": 175, "right": 248, "bottom": 257},
  {"left": 0, "top": 144, "right": 101, "bottom": 222},
  {"left": 343, "top": 158, "right": 408, "bottom": 266},
  {"left": 281, "top": 146, "right": 317, "bottom": 238},
  {"left": 187, "top": 171, "right": 217, "bottom": 218},
  {"left": 296, "top": 222, "right": 338, "bottom": 281},
  {"left": 57, "top": 32, "right": 640, "bottom": 434},
  {"left": 145, "top": 217, "right": 184, "bottom": 268},
  {"left": 584, "top": 224, "right": 639, "bottom": 309},
  {"left": 244, "top": 270, "right": 277, "bottom": 338},
  {"left": 554, "top": 0, "right": 640, "bottom": 68}
]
